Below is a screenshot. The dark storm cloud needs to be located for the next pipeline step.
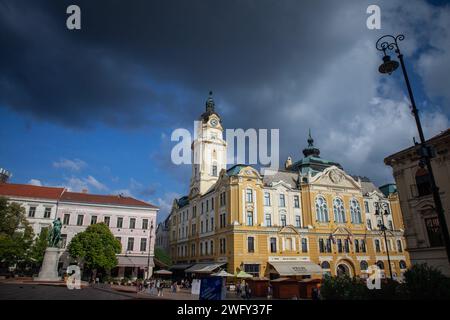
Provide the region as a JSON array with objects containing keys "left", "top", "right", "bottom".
[
  {"left": 1, "top": 0, "right": 449, "bottom": 185},
  {"left": 0, "top": 0, "right": 355, "bottom": 128}
]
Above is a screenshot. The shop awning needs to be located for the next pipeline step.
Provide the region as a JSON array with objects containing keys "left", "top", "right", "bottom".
[
  {"left": 185, "top": 263, "right": 225, "bottom": 274},
  {"left": 269, "top": 261, "right": 323, "bottom": 276},
  {"left": 169, "top": 263, "right": 193, "bottom": 271},
  {"left": 117, "top": 256, "right": 154, "bottom": 268}
]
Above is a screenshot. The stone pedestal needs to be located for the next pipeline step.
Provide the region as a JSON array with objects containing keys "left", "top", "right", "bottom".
[{"left": 34, "top": 248, "right": 63, "bottom": 282}]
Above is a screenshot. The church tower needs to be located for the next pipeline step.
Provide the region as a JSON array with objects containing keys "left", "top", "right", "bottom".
[{"left": 189, "top": 92, "right": 227, "bottom": 197}]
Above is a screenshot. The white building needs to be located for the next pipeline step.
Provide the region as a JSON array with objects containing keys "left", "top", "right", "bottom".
[{"left": 0, "top": 183, "right": 158, "bottom": 279}]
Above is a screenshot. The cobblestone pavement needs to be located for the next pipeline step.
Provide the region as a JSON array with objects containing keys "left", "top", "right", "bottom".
[
  {"left": 0, "top": 283, "right": 138, "bottom": 300},
  {"left": 0, "top": 282, "right": 276, "bottom": 300}
]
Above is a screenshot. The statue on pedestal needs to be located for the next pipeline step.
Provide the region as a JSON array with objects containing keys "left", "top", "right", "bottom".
[
  {"left": 34, "top": 217, "right": 63, "bottom": 282},
  {"left": 48, "top": 218, "right": 62, "bottom": 247}
]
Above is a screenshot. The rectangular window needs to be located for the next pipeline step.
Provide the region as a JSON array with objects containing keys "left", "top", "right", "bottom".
[
  {"left": 279, "top": 194, "right": 286, "bottom": 207},
  {"left": 388, "top": 220, "right": 393, "bottom": 230},
  {"left": 205, "top": 219, "right": 209, "bottom": 232},
  {"left": 265, "top": 214, "right": 272, "bottom": 227},
  {"left": 206, "top": 200, "right": 209, "bottom": 212},
  {"left": 201, "top": 202, "right": 204, "bottom": 214},
  {"left": 201, "top": 221, "right": 204, "bottom": 233},
  {"left": 63, "top": 214, "right": 70, "bottom": 225},
  {"left": 246, "top": 189, "right": 253, "bottom": 203},
  {"left": 140, "top": 238, "right": 147, "bottom": 252},
  {"left": 192, "top": 243, "right": 196, "bottom": 256},
  {"left": 220, "top": 238, "right": 226, "bottom": 254},
  {"left": 270, "top": 237, "right": 277, "bottom": 253},
  {"left": 375, "top": 239, "right": 381, "bottom": 252},
  {"left": 337, "top": 239, "right": 343, "bottom": 253},
  {"left": 248, "top": 237, "right": 255, "bottom": 253},
  {"left": 361, "top": 240, "right": 367, "bottom": 253},
  {"left": 367, "top": 219, "right": 372, "bottom": 230},
  {"left": 247, "top": 211, "right": 253, "bottom": 226},
  {"left": 294, "top": 195, "right": 300, "bottom": 208},
  {"left": 295, "top": 215, "right": 301, "bottom": 228},
  {"left": 127, "top": 238, "right": 134, "bottom": 251},
  {"left": 264, "top": 192, "right": 271, "bottom": 206},
  {"left": 364, "top": 201, "right": 369, "bottom": 213},
  {"left": 344, "top": 239, "right": 350, "bottom": 253},
  {"left": 301, "top": 238, "right": 308, "bottom": 253},
  {"left": 355, "top": 239, "right": 360, "bottom": 253},
  {"left": 210, "top": 217, "right": 214, "bottom": 231},
  {"left": 129, "top": 218, "right": 136, "bottom": 229},
  {"left": 280, "top": 215, "right": 287, "bottom": 227},
  {"left": 244, "top": 264, "right": 260, "bottom": 277},
  {"left": 220, "top": 213, "right": 226, "bottom": 228},
  {"left": 319, "top": 238, "right": 325, "bottom": 253},
  {"left": 212, "top": 165, "right": 218, "bottom": 177},
  {"left": 104, "top": 216, "right": 110, "bottom": 227},
  {"left": 193, "top": 206, "right": 197, "bottom": 218},
  {"left": 28, "top": 207, "right": 36, "bottom": 218},
  {"left": 192, "top": 223, "right": 196, "bottom": 235},
  {"left": 211, "top": 198, "right": 214, "bottom": 210},
  {"left": 91, "top": 216, "right": 97, "bottom": 225},
  {"left": 397, "top": 240, "right": 403, "bottom": 252},
  {"left": 77, "top": 214, "right": 84, "bottom": 226},
  {"left": 326, "top": 238, "right": 332, "bottom": 253},
  {"left": 44, "top": 207, "right": 51, "bottom": 218},
  {"left": 140, "top": 219, "right": 147, "bottom": 230},
  {"left": 117, "top": 217, "right": 123, "bottom": 228}
]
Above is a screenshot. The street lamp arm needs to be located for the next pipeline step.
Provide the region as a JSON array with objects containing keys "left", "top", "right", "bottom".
[{"left": 376, "top": 34, "right": 405, "bottom": 53}]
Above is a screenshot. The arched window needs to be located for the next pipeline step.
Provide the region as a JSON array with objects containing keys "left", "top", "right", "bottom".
[
  {"left": 315, "top": 196, "right": 329, "bottom": 222},
  {"left": 399, "top": 260, "right": 407, "bottom": 269},
  {"left": 333, "top": 198, "right": 346, "bottom": 223},
  {"left": 376, "top": 260, "right": 385, "bottom": 270},
  {"left": 350, "top": 199, "right": 362, "bottom": 224},
  {"left": 321, "top": 261, "right": 331, "bottom": 269},
  {"left": 360, "top": 261, "right": 368, "bottom": 271}
]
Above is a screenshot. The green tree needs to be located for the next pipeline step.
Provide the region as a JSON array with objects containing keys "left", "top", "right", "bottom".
[
  {"left": 400, "top": 263, "right": 450, "bottom": 299},
  {"left": 30, "top": 227, "right": 49, "bottom": 266},
  {"left": 0, "top": 197, "right": 34, "bottom": 268},
  {"left": 67, "top": 223, "right": 121, "bottom": 279},
  {"left": 320, "top": 275, "right": 369, "bottom": 300}
]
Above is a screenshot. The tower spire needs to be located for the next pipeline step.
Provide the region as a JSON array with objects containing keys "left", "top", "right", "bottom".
[
  {"left": 206, "top": 91, "right": 215, "bottom": 112},
  {"left": 303, "top": 129, "right": 320, "bottom": 158}
]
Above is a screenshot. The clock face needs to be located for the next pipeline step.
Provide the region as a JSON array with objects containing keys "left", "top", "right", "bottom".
[{"left": 210, "top": 118, "right": 218, "bottom": 127}]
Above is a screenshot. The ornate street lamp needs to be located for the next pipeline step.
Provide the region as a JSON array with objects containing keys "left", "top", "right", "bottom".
[
  {"left": 376, "top": 34, "right": 450, "bottom": 264},
  {"left": 375, "top": 201, "right": 393, "bottom": 280}
]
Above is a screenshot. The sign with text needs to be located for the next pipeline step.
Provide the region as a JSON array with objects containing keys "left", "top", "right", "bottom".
[{"left": 199, "top": 276, "right": 224, "bottom": 300}]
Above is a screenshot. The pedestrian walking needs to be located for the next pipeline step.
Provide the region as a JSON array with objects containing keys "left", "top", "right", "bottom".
[
  {"left": 267, "top": 283, "right": 273, "bottom": 300},
  {"left": 156, "top": 279, "right": 162, "bottom": 296}
]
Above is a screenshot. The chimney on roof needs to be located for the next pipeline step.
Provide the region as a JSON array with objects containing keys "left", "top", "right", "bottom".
[
  {"left": 0, "top": 168, "right": 12, "bottom": 184},
  {"left": 81, "top": 188, "right": 88, "bottom": 194}
]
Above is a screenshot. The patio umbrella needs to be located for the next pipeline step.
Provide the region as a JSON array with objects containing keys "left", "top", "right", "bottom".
[
  {"left": 235, "top": 271, "right": 253, "bottom": 278},
  {"left": 154, "top": 269, "right": 173, "bottom": 275},
  {"left": 211, "top": 270, "right": 234, "bottom": 277}
]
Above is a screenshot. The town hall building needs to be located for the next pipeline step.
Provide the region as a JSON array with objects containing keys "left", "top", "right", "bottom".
[{"left": 167, "top": 93, "right": 410, "bottom": 280}]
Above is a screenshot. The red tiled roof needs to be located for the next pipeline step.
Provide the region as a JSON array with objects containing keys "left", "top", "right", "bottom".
[
  {"left": 0, "top": 183, "right": 65, "bottom": 200},
  {"left": 60, "top": 191, "right": 158, "bottom": 209},
  {"left": 0, "top": 183, "right": 158, "bottom": 209}
]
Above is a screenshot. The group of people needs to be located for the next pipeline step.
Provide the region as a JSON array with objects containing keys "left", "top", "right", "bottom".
[{"left": 235, "top": 280, "right": 252, "bottom": 299}]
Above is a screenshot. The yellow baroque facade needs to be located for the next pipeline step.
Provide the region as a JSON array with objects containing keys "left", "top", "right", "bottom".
[{"left": 168, "top": 94, "right": 410, "bottom": 280}]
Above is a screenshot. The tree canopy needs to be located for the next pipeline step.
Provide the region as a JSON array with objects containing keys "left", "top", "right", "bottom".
[
  {"left": 67, "top": 223, "right": 121, "bottom": 272},
  {"left": 0, "top": 197, "right": 34, "bottom": 267}
]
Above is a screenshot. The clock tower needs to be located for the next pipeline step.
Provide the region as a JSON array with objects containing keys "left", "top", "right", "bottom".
[{"left": 190, "top": 92, "right": 227, "bottom": 197}]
